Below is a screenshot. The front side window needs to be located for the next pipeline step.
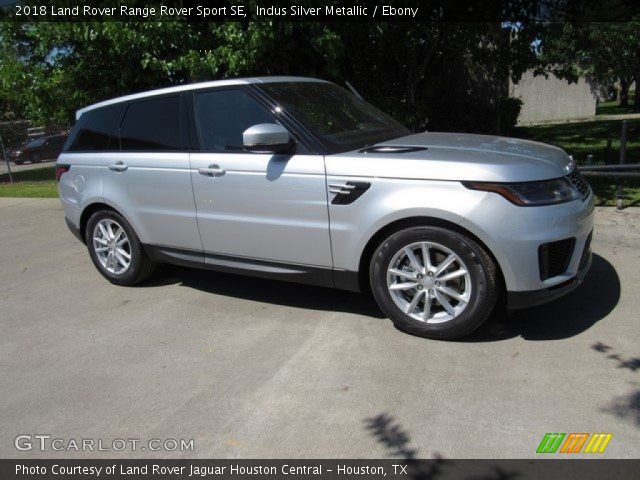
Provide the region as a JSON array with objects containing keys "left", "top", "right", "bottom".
[
  {"left": 194, "top": 89, "right": 274, "bottom": 152},
  {"left": 259, "top": 82, "right": 410, "bottom": 153},
  {"left": 120, "top": 96, "right": 181, "bottom": 151}
]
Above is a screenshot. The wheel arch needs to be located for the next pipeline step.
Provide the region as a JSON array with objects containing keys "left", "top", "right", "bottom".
[
  {"left": 357, "top": 216, "right": 506, "bottom": 296},
  {"left": 78, "top": 202, "right": 120, "bottom": 244}
]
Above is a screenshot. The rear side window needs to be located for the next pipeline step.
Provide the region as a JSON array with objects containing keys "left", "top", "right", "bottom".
[
  {"left": 120, "top": 96, "right": 181, "bottom": 151},
  {"left": 194, "top": 89, "right": 274, "bottom": 152},
  {"left": 68, "top": 104, "right": 123, "bottom": 151}
]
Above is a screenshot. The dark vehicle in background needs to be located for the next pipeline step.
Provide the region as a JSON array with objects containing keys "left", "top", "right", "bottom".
[{"left": 10, "top": 132, "right": 68, "bottom": 165}]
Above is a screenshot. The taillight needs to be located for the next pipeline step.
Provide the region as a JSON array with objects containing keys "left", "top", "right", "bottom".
[{"left": 55, "top": 164, "right": 70, "bottom": 182}]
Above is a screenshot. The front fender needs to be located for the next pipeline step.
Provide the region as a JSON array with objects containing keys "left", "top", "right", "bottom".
[{"left": 328, "top": 178, "right": 497, "bottom": 273}]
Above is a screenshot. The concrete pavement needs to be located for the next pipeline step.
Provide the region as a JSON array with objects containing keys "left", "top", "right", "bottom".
[
  {"left": 0, "top": 198, "right": 639, "bottom": 459},
  {"left": 0, "top": 158, "right": 56, "bottom": 176}
]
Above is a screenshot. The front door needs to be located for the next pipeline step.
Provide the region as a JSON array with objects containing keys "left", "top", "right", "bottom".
[{"left": 189, "top": 88, "right": 332, "bottom": 268}]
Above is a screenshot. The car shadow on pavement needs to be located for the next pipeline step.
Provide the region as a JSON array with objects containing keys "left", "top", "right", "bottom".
[
  {"left": 464, "top": 253, "right": 620, "bottom": 342},
  {"left": 142, "top": 264, "right": 386, "bottom": 318},
  {"left": 139, "top": 253, "right": 618, "bottom": 340}
]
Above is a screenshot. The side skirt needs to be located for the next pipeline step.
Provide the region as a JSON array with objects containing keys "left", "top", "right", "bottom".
[{"left": 143, "top": 244, "right": 360, "bottom": 292}]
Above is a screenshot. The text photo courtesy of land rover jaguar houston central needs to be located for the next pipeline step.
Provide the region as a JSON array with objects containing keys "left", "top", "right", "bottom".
[{"left": 56, "top": 77, "right": 594, "bottom": 339}]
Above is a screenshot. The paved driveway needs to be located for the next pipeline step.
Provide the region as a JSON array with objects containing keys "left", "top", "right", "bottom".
[
  {"left": 0, "top": 158, "right": 56, "bottom": 176},
  {"left": 0, "top": 198, "right": 639, "bottom": 459}
]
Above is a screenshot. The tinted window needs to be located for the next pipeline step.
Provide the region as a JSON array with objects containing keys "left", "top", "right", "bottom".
[
  {"left": 194, "top": 89, "right": 274, "bottom": 152},
  {"left": 120, "top": 96, "right": 181, "bottom": 151},
  {"left": 70, "top": 104, "right": 123, "bottom": 151},
  {"left": 259, "top": 82, "right": 409, "bottom": 153}
]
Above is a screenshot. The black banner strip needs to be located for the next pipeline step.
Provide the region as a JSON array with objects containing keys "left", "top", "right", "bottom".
[
  {"left": 2, "top": 0, "right": 640, "bottom": 23},
  {"left": 1, "top": 459, "right": 640, "bottom": 480}
]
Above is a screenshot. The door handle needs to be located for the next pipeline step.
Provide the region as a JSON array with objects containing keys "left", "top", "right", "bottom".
[
  {"left": 108, "top": 162, "right": 128, "bottom": 172},
  {"left": 198, "top": 164, "right": 226, "bottom": 176}
]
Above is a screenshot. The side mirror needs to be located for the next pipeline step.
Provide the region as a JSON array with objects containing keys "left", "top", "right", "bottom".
[{"left": 243, "top": 124, "right": 294, "bottom": 154}]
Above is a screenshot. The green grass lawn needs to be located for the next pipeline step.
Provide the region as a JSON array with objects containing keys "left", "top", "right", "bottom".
[
  {"left": 515, "top": 118, "right": 640, "bottom": 207},
  {"left": 0, "top": 166, "right": 58, "bottom": 198},
  {"left": 596, "top": 91, "right": 635, "bottom": 116},
  {"left": 0, "top": 181, "right": 58, "bottom": 198}
]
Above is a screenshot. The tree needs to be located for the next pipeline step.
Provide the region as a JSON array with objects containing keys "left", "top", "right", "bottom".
[
  {"left": 0, "top": 21, "right": 343, "bottom": 125},
  {"left": 539, "top": 22, "right": 640, "bottom": 109},
  {"left": 0, "top": 17, "right": 541, "bottom": 133},
  {"left": 334, "top": 22, "right": 537, "bottom": 132}
]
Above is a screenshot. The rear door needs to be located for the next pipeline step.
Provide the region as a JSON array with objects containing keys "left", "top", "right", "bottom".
[
  {"left": 189, "top": 87, "right": 332, "bottom": 268},
  {"left": 101, "top": 95, "right": 202, "bottom": 251}
]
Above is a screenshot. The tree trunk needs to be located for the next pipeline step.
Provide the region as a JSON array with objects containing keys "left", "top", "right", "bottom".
[{"left": 619, "top": 77, "right": 629, "bottom": 107}]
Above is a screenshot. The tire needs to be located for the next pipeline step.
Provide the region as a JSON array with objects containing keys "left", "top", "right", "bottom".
[
  {"left": 32, "top": 153, "right": 41, "bottom": 163},
  {"left": 86, "top": 209, "right": 156, "bottom": 286},
  {"left": 14, "top": 160, "right": 23, "bottom": 165},
  {"left": 369, "top": 226, "right": 497, "bottom": 339}
]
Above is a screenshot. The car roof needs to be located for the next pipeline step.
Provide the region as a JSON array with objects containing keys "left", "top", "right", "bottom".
[{"left": 76, "top": 76, "right": 330, "bottom": 120}]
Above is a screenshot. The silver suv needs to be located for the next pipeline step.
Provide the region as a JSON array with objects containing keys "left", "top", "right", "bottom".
[{"left": 57, "top": 77, "right": 594, "bottom": 339}]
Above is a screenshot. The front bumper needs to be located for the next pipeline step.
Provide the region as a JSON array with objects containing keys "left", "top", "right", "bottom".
[
  {"left": 461, "top": 184, "right": 595, "bottom": 292},
  {"left": 507, "top": 242, "right": 592, "bottom": 309}
]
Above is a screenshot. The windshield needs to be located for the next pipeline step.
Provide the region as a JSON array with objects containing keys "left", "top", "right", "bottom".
[{"left": 259, "top": 82, "right": 410, "bottom": 153}]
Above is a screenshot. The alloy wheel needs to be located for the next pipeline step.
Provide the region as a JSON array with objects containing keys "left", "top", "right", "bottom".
[
  {"left": 386, "top": 241, "right": 472, "bottom": 323},
  {"left": 92, "top": 219, "right": 132, "bottom": 275}
]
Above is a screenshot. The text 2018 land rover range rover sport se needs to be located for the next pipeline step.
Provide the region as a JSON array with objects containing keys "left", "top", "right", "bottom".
[{"left": 56, "top": 77, "right": 594, "bottom": 339}]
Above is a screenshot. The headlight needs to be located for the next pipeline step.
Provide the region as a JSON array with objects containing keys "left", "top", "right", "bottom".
[{"left": 463, "top": 178, "right": 581, "bottom": 206}]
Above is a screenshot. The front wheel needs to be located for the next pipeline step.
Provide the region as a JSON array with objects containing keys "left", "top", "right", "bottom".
[
  {"left": 370, "top": 226, "right": 498, "bottom": 339},
  {"left": 86, "top": 210, "right": 156, "bottom": 286}
]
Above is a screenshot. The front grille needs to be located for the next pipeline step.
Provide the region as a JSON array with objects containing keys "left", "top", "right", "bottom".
[
  {"left": 578, "top": 231, "right": 593, "bottom": 271},
  {"left": 565, "top": 168, "right": 591, "bottom": 200},
  {"left": 539, "top": 237, "right": 576, "bottom": 280}
]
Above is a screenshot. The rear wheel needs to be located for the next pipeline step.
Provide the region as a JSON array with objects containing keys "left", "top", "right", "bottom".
[
  {"left": 86, "top": 210, "right": 156, "bottom": 286},
  {"left": 370, "top": 226, "right": 498, "bottom": 339}
]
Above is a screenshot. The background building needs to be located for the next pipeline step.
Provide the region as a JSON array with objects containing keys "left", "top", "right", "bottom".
[{"left": 510, "top": 70, "right": 599, "bottom": 125}]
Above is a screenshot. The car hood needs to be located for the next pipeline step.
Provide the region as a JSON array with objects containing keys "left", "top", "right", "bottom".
[{"left": 326, "top": 132, "right": 574, "bottom": 182}]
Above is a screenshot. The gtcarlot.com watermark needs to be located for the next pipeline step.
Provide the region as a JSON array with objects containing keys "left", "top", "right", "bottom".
[{"left": 15, "top": 434, "right": 194, "bottom": 452}]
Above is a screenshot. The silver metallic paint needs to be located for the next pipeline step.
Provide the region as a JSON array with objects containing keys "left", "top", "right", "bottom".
[
  {"left": 100, "top": 151, "right": 202, "bottom": 251},
  {"left": 59, "top": 77, "right": 594, "bottom": 297},
  {"left": 189, "top": 152, "right": 333, "bottom": 267},
  {"left": 243, "top": 123, "right": 291, "bottom": 148},
  {"left": 331, "top": 131, "right": 574, "bottom": 182}
]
